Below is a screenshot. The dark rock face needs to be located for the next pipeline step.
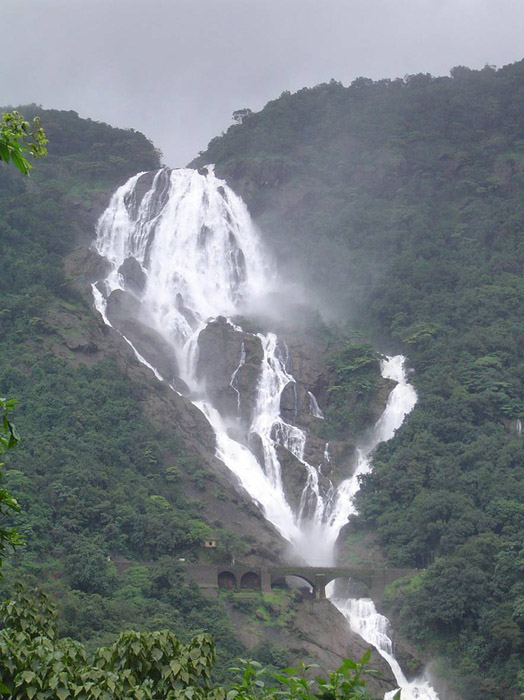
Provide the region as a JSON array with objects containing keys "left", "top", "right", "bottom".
[
  {"left": 105, "top": 288, "right": 143, "bottom": 327},
  {"left": 123, "top": 169, "right": 171, "bottom": 221},
  {"left": 118, "top": 257, "right": 147, "bottom": 295},
  {"left": 105, "top": 289, "right": 183, "bottom": 388},
  {"left": 118, "top": 319, "right": 186, "bottom": 391},
  {"left": 124, "top": 170, "right": 156, "bottom": 219},
  {"left": 66, "top": 247, "right": 112, "bottom": 286},
  {"left": 231, "top": 332, "right": 264, "bottom": 426},
  {"left": 196, "top": 317, "right": 263, "bottom": 428},
  {"left": 248, "top": 433, "right": 266, "bottom": 471},
  {"left": 276, "top": 444, "right": 309, "bottom": 513},
  {"left": 280, "top": 381, "right": 300, "bottom": 420},
  {"left": 196, "top": 316, "right": 245, "bottom": 418},
  {"left": 175, "top": 293, "right": 198, "bottom": 330}
]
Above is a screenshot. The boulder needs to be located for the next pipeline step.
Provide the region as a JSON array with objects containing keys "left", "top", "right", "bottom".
[
  {"left": 230, "top": 332, "right": 263, "bottom": 426},
  {"left": 118, "top": 257, "right": 147, "bottom": 295},
  {"left": 105, "top": 289, "right": 183, "bottom": 388},
  {"left": 276, "top": 444, "right": 309, "bottom": 513},
  {"left": 116, "top": 319, "right": 184, "bottom": 390},
  {"left": 196, "top": 317, "right": 244, "bottom": 418},
  {"left": 105, "top": 288, "right": 143, "bottom": 327},
  {"left": 196, "top": 317, "right": 263, "bottom": 425}
]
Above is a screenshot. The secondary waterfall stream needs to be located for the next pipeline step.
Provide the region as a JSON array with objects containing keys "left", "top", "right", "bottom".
[{"left": 92, "top": 167, "right": 439, "bottom": 699}]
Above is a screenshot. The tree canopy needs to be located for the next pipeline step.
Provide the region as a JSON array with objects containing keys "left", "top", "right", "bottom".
[{"left": 0, "top": 111, "right": 47, "bottom": 175}]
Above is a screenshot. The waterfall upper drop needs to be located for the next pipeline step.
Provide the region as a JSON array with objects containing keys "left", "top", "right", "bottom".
[
  {"left": 92, "top": 167, "right": 414, "bottom": 561},
  {"left": 95, "top": 167, "right": 273, "bottom": 357},
  {"left": 92, "top": 167, "right": 328, "bottom": 550}
]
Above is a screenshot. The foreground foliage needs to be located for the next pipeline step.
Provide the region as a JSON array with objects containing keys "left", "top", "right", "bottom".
[
  {"left": 0, "top": 588, "right": 384, "bottom": 700},
  {"left": 0, "top": 111, "right": 47, "bottom": 175}
]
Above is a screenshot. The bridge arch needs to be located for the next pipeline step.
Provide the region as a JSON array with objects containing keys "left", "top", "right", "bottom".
[
  {"left": 271, "top": 574, "right": 315, "bottom": 597},
  {"left": 240, "top": 571, "right": 260, "bottom": 590},
  {"left": 324, "top": 575, "right": 370, "bottom": 599},
  {"left": 218, "top": 570, "right": 237, "bottom": 590}
]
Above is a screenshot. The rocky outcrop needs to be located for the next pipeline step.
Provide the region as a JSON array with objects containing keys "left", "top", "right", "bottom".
[
  {"left": 196, "top": 316, "right": 246, "bottom": 418},
  {"left": 105, "top": 288, "right": 144, "bottom": 326},
  {"left": 118, "top": 257, "right": 147, "bottom": 295},
  {"left": 123, "top": 168, "right": 171, "bottom": 221},
  {"left": 103, "top": 288, "right": 184, "bottom": 389},
  {"left": 196, "top": 317, "right": 263, "bottom": 429},
  {"left": 276, "top": 444, "right": 310, "bottom": 513},
  {"left": 65, "top": 247, "right": 112, "bottom": 287}
]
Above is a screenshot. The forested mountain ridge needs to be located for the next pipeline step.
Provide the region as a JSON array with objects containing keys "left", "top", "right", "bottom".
[
  {"left": 193, "top": 61, "right": 524, "bottom": 698},
  {"left": 0, "top": 107, "right": 398, "bottom": 693},
  {"left": 0, "top": 107, "right": 283, "bottom": 668}
]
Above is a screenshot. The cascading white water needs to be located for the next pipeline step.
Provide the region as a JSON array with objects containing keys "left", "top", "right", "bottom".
[
  {"left": 326, "top": 358, "right": 439, "bottom": 700},
  {"left": 332, "top": 597, "right": 439, "bottom": 700},
  {"left": 93, "top": 166, "right": 339, "bottom": 549},
  {"left": 92, "top": 167, "right": 439, "bottom": 699}
]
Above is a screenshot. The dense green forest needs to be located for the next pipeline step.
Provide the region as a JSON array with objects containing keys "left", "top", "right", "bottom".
[
  {"left": 0, "top": 104, "right": 402, "bottom": 700},
  {"left": 194, "top": 61, "right": 524, "bottom": 698},
  {"left": 0, "top": 107, "right": 295, "bottom": 679},
  {"left": 3, "top": 56, "right": 524, "bottom": 698}
]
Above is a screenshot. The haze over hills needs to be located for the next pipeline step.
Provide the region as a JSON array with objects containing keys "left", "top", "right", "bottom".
[{"left": 1, "top": 57, "right": 524, "bottom": 699}]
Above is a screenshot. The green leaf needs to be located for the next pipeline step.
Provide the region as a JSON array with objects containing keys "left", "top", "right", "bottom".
[
  {"left": 360, "top": 648, "right": 371, "bottom": 665},
  {"left": 151, "top": 647, "right": 163, "bottom": 661},
  {"left": 9, "top": 149, "right": 30, "bottom": 175},
  {"left": 0, "top": 141, "right": 10, "bottom": 162}
]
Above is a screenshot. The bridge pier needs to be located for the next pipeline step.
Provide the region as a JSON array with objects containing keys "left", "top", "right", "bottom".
[
  {"left": 261, "top": 568, "right": 272, "bottom": 593},
  {"left": 314, "top": 574, "right": 326, "bottom": 599}
]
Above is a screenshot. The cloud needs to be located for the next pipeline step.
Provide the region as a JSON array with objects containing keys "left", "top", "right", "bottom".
[{"left": 2, "top": 0, "right": 524, "bottom": 166}]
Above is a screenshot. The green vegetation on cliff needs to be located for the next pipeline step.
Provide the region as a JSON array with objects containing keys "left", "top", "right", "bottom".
[
  {"left": 194, "top": 61, "right": 524, "bottom": 698},
  {"left": 0, "top": 108, "right": 249, "bottom": 673},
  {"left": 0, "top": 106, "right": 393, "bottom": 690}
]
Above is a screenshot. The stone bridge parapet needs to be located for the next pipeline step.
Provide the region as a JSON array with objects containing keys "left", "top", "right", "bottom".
[{"left": 185, "top": 563, "right": 418, "bottom": 601}]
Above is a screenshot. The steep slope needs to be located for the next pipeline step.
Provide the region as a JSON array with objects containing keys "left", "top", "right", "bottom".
[
  {"left": 0, "top": 108, "right": 397, "bottom": 694},
  {"left": 0, "top": 108, "right": 281, "bottom": 665},
  {"left": 192, "top": 61, "right": 524, "bottom": 698}
]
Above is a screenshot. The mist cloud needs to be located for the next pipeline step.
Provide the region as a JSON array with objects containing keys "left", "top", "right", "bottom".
[{"left": 2, "top": 0, "right": 524, "bottom": 166}]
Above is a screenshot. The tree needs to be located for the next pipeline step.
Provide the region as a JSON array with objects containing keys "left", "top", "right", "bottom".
[
  {"left": 0, "top": 397, "right": 23, "bottom": 574},
  {"left": 0, "top": 110, "right": 47, "bottom": 174},
  {"left": 232, "top": 109, "right": 253, "bottom": 124},
  {"left": 0, "top": 586, "right": 393, "bottom": 699}
]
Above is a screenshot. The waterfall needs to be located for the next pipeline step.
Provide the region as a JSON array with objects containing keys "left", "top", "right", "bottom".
[
  {"left": 326, "top": 357, "right": 438, "bottom": 700},
  {"left": 92, "top": 167, "right": 439, "bottom": 699}
]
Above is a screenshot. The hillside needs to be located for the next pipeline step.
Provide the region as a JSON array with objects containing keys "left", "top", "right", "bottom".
[
  {"left": 0, "top": 107, "right": 398, "bottom": 695},
  {"left": 192, "top": 61, "right": 524, "bottom": 698}
]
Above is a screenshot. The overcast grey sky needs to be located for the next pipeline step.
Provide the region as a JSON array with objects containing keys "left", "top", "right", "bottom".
[{"left": 2, "top": 0, "right": 524, "bottom": 167}]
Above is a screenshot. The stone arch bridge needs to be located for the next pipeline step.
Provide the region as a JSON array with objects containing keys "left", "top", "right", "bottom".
[{"left": 185, "top": 564, "right": 418, "bottom": 600}]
